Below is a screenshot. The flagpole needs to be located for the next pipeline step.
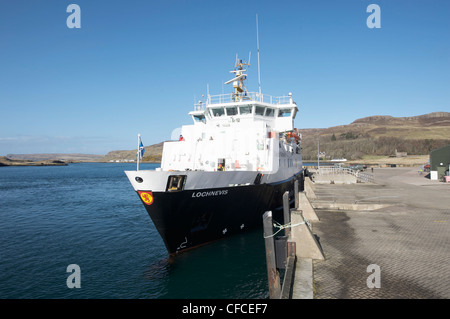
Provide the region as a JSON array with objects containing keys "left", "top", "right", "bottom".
[{"left": 137, "top": 133, "right": 141, "bottom": 171}]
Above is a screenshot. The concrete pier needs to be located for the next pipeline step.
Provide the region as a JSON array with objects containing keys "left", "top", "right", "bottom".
[
  {"left": 291, "top": 258, "right": 313, "bottom": 299},
  {"left": 308, "top": 167, "right": 450, "bottom": 298},
  {"left": 289, "top": 184, "right": 323, "bottom": 299},
  {"left": 269, "top": 167, "right": 449, "bottom": 298}
]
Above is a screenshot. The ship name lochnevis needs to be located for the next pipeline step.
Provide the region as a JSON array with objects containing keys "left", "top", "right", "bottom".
[{"left": 192, "top": 190, "right": 229, "bottom": 198}]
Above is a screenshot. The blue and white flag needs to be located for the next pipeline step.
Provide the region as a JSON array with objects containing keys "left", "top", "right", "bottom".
[{"left": 137, "top": 139, "right": 145, "bottom": 160}]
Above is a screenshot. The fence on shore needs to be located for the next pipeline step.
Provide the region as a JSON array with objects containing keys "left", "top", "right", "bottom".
[{"left": 314, "top": 166, "right": 375, "bottom": 183}]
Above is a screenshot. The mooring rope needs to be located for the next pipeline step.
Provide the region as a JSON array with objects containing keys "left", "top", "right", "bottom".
[{"left": 263, "top": 210, "right": 310, "bottom": 238}]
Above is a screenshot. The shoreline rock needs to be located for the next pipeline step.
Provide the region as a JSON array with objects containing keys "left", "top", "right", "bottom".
[{"left": 0, "top": 156, "right": 68, "bottom": 167}]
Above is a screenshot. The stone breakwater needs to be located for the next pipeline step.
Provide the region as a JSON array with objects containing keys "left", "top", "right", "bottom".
[{"left": 0, "top": 156, "right": 67, "bottom": 166}]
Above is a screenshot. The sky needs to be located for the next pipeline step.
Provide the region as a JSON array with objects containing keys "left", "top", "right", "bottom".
[{"left": 0, "top": 0, "right": 449, "bottom": 155}]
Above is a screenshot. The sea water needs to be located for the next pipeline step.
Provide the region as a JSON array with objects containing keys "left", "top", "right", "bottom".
[{"left": 0, "top": 163, "right": 269, "bottom": 299}]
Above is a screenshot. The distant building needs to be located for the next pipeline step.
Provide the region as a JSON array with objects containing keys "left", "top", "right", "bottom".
[
  {"left": 429, "top": 144, "right": 450, "bottom": 180},
  {"left": 395, "top": 149, "right": 407, "bottom": 157}
]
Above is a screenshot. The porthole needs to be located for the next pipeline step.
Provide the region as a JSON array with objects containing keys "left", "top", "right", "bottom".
[{"left": 135, "top": 176, "right": 144, "bottom": 183}]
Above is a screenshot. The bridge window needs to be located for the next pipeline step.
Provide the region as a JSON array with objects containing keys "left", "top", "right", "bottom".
[
  {"left": 255, "top": 106, "right": 265, "bottom": 116},
  {"left": 211, "top": 107, "right": 225, "bottom": 117},
  {"left": 278, "top": 108, "right": 292, "bottom": 117},
  {"left": 193, "top": 114, "right": 206, "bottom": 123},
  {"left": 225, "top": 107, "right": 238, "bottom": 116},
  {"left": 239, "top": 106, "right": 252, "bottom": 115},
  {"left": 265, "top": 108, "right": 275, "bottom": 117}
]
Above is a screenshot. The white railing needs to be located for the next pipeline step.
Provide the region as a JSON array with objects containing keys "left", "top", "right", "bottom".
[
  {"left": 194, "top": 92, "right": 292, "bottom": 110},
  {"left": 317, "top": 167, "right": 352, "bottom": 175},
  {"left": 357, "top": 172, "right": 375, "bottom": 183},
  {"left": 317, "top": 166, "right": 375, "bottom": 183}
]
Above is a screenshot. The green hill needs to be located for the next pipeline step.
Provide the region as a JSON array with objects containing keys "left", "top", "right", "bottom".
[
  {"left": 0, "top": 156, "right": 68, "bottom": 166},
  {"left": 6, "top": 153, "right": 104, "bottom": 162},
  {"left": 102, "top": 142, "right": 164, "bottom": 163},
  {"left": 296, "top": 112, "right": 450, "bottom": 161}
]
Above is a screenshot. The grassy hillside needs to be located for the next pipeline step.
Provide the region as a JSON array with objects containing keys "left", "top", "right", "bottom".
[
  {"left": 6, "top": 153, "right": 104, "bottom": 162},
  {"left": 297, "top": 112, "right": 450, "bottom": 161},
  {"left": 102, "top": 142, "right": 164, "bottom": 162},
  {"left": 0, "top": 156, "right": 67, "bottom": 166}
]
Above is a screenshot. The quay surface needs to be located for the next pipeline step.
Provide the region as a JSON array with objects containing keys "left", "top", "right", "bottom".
[{"left": 307, "top": 167, "right": 450, "bottom": 298}]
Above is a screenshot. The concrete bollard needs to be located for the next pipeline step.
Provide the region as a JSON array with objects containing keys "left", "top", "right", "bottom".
[
  {"left": 290, "top": 210, "right": 325, "bottom": 260},
  {"left": 304, "top": 177, "right": 317, "bottom": 199},
  {"left": 298, "top": 192, "right": 320, "bottom": 222}
]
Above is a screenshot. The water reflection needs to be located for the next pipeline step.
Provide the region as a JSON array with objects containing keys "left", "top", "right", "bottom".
[{"left": 142, "top": 228, "right": 270, "bottom": 299}]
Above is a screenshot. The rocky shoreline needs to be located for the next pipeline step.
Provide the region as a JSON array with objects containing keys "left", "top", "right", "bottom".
[{"left": 0, "top": 156, "right": 68, "bottom": 167}]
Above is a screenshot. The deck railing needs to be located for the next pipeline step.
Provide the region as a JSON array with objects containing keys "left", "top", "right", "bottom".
[{"left": 194, "top": 92, "right": 292, "bottom": 110}]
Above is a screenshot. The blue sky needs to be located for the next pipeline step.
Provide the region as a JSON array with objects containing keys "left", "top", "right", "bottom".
[{"left": 1, "top": 0, "right": 449, "bottom": 155}]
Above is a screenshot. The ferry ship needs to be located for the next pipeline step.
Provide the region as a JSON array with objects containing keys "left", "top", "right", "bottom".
[{"left": 125, "top": 59, "right": 303, "bottom": 254}]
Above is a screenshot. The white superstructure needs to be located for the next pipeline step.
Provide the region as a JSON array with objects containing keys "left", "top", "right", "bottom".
[
  {"left": 161, "top": 58, "right": 300, "bottom": 172},
  {"left": 126, "top": 59, "right": 302, "bottom": 192},
  {"left": 161, "top": 93, "right": 299, "bottom": 172}
]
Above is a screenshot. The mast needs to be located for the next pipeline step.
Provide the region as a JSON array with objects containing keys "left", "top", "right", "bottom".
[
  {"left": 224, "top": 57, "right": 250, "bottom": 101},
  {"left": 256, "top": 14, "right": 261, "bottom": 99}
]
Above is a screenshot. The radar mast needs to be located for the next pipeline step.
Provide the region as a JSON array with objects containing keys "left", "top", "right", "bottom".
[{"left": 224, "top": 55, "right": 251, "bottom": 102}]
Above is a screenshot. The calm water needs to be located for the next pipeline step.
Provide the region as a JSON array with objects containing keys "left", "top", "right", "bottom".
[{"left": 0, "top": 163, "right": 269, "bottom": 299}]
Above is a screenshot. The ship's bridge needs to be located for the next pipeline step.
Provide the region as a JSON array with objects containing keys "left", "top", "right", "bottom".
[
  {"left": 160, "top": 91, "right": 300, "bottom": 172},
  {"left": 189, "top": 92, "right": 298, "bottom": 132}
]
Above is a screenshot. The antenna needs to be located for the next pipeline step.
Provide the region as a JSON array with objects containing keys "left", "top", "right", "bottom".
[
  {"left": 225, "top": 56, "right": 250, "bottom": 100},
  {"left": 224, "top": 74, "right": 246, "bottom": 85},
  {"left": 256, "top": 14, "right": 261, "bottom": 98}
]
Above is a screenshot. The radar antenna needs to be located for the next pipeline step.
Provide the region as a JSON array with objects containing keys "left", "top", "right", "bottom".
[{"left": 224, "top": 55, "right": 251, "bottom": 101}]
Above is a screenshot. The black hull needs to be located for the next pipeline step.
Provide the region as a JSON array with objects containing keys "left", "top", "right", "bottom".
[{"left": 138, "top": 171, "right": 304, "bottom": 255}]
